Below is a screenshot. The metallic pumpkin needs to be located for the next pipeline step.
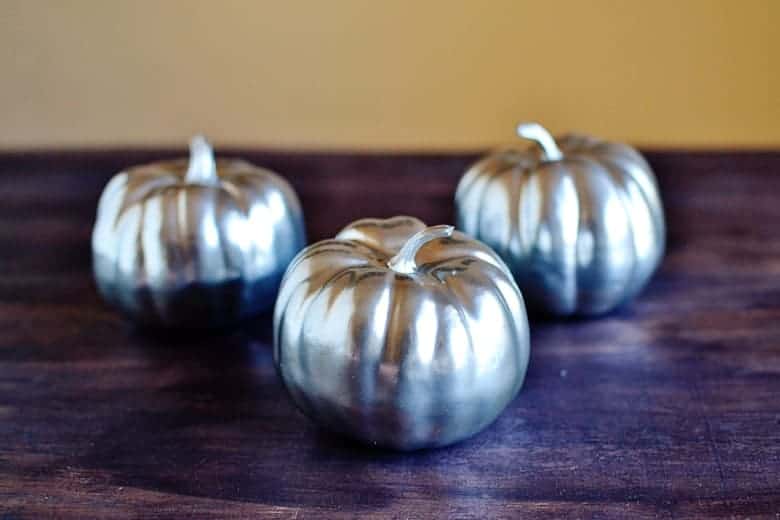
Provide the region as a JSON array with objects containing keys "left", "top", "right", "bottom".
[
  {"left": 455, "top": 122, "right": 665, "bottom": 316},
  {"left": 274, "top": 216, "right": 530, "bottom": 450},
  {"left": 92, "top": 136, "right": 306, "bottom": 327}
]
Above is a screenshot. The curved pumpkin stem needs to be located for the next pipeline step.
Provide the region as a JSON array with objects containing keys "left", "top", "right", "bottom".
[
  {"left": 388, "top": 225, "right": 454, "bottom": 275},
  {"left": 185, "top": 135, "right": 219, "bottom": 185},
  {"left": 516, "top": 122, "right": 564, "bottom": 161}
]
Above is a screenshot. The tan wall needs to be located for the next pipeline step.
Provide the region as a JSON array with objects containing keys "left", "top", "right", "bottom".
[{"left": 0, "top": 0, "right": 777, "bottom": 150}]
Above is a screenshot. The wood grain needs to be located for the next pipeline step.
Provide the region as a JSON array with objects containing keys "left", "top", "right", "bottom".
[{"left": 0, "top": 149, "right": 779, "bottom": 519}]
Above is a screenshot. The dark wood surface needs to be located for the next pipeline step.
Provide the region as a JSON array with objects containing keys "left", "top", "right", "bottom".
[{"left": 1, "top": 148, "right": 779, "bottom": 519}]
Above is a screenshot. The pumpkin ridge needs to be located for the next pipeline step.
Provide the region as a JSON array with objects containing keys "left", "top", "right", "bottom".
[
  {"left": 459, "top": 155, "right": 512, "bottom": 237},
  {"left": 476, "top": 162, "right": 514, "bottom": 259},
  {"left": 508, "top": 168, "right": 528, "bottom": 283},
  {"left": 98, "top": 173, "right": 130, "bottom": 228},
  {"left": 533, "top": 162, "right": 579, "bottom": 314},
  {"left": 343, "top": 269, "right": 395, "bottom": 441},
  {"left": 112, "top": 204, "right": 143, "bottom": 313},
  {"left": 571, "top": 158, "right": 604, "bottom": 311},
  {"left": 572, "top": 156, "right": 636, "bottom": 312},
  {"left": 601, "top": 151, "right": 663, "bottom": 237},
  {"left": 562, "top": 163, "right": 582, "bottom": 313},
  {"left": 212, "top": 188, "right": 239, "bottom": 289},
  {"left": 141, "top": 194, "right": 167, "bottom": 319},
  {"left": 437, "top": 267, "right": 477, "bottom": 380},
  {"left": 600, "top": 159, "right": 643, "bottom": 304},
  {"left": 116, "top": 174, "right": 180, "bottom": 220},
  {"left": 514, "top": 164, "right": 538, "bottom": 265},
  {"left": 274, "top": 241, "right": 375, "bottom": 327},
  {"left": 456, "top": 153, "right": 510, "bottom": 209},
  {"left": 291, "top": 264, "right": 367, "bottom": 399},
  {"left": 475, "top": 263, "right": 526, "bottom": 415},
  {"left": 477, "top": 260, "right": 525, "bottom": 365}
]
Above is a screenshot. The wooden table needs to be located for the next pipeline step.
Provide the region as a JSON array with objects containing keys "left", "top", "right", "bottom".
[{"left": 1, "top": 149, "right": 778, "bottom": 519}]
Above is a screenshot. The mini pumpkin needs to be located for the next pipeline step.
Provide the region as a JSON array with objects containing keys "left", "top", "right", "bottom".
[
  {"left": 455, "top": 122, "right": 665, "bottom": 316},
  {"left": 274, "top": 216, "right": 530, "bottom": 450},
  {"left": 92, "top": 136, "right": 306, "bottom": 327}
]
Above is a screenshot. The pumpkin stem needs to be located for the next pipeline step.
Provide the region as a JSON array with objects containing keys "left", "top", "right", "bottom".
[
  {"left": 516, "top": 122, "right": 564, "bottom": 161},
  {"left": 185, "top": 135, "right": 219, "bottom": 185},
  {"left": 388, "top": 225, "right": 454, "bottom": 275}
]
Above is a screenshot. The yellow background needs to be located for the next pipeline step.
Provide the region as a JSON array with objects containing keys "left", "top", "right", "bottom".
[{"left": 0, "top": 0, "right": 777, "bottom": 150}]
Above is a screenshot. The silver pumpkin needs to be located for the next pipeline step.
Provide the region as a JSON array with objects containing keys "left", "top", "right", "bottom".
[
  {"left": 455, "top": 122, "right": 665, "bottom": 316},
  {"left": 273, "top": 216, "right": 530, "bottom": 450},
  {"left": 92, "top": 136, "right": 306, "bottom": 327}
]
